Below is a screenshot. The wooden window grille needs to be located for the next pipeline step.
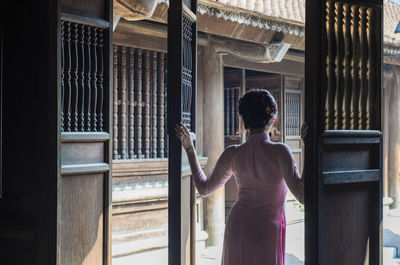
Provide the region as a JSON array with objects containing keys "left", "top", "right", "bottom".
[
  {"left": 112, "top": 45, "right": 168, "bottom": 159},
  {"left": 285, "top": 92, "right": 301, "bottom": 136},
  {"left": 224, "top": 87, "right": 240, "bottom": 136},
  {"left": 61, "top": 21, "right": 105, "bottom": 132},
  {"left": 324, "top": 2, "right": 379, "bottom": 130}
]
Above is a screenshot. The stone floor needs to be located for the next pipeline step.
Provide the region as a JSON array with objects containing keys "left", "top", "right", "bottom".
[{"left": 112, "top": 203, "right": 400, "bottom": 265}]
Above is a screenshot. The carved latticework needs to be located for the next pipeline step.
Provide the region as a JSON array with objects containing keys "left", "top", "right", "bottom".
[
  {"left": 61, "top": 21, "right": 105, "bottom": 132},
  {"left": 323, "top": 1, "right": 379, "bottom": 130},
  {"left": 113, "top": 45, "right": 168, "bottom": 159},
  {"left": 182, "top": 16, "right": 194, "bottom": 130},
  {"left": 224, "top": 87, "right": 239, "bottom": 136},
  {"left": 286, "top": 92, "right": 301, "bottom": 136}
]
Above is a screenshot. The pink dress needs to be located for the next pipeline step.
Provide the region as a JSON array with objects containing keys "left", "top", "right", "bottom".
[{"left": 194, "top": 132, "right": 304, "bottom": 265}]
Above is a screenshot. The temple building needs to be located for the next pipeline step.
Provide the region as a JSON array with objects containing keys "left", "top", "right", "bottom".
[{"left": 110, "top": 0, "right": 400, "bottom": 260}]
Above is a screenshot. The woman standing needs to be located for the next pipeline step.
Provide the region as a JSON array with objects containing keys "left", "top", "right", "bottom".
[{"left": 175, "top": 89, "right": 305, "bottom": 265}]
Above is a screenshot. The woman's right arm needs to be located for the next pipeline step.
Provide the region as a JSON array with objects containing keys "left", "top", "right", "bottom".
[{"left": 278, "top": 144, "right": 304, "bottom": 204}]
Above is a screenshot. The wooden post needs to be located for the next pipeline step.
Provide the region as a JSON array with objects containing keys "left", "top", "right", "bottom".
[
  {"left": 202, "top": 43, "right": 225, "bottom": 246},
  {"left": 388, "top": 67, "right": 400, "bottom": 209}
]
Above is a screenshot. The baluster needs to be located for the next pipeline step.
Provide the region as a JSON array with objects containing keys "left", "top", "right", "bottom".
[
  {"left": 121, "top": 46, "right": 128, "bottom": 159},
  {"left": 71, "top": 23, "right": 79, "bottom": 131},
  {"left": 129, "top": 48, "right": 135, "bottom": 159},
  {"left": 91, "top": 28, "right": 98, "bottom": 131},
  {"left": 144, "top": 50, "right": 151, "bottom": 158},
  {"left": 78, "top": 25, "right": 85, "bottom": 132},
  {"left": 224, "top": 89, "right": 228, "bottom": 135},
  {"left": 230, "top": 88, "right": 235, "bottom": 135},
  {"left": 158, "top": 53, "right": 165, "bottom": 158},
  {"left": 350, "top": 5, "right": 360, "bottom": 130},
  {"left": 325, "top": 1, "right": 335, "bottom": 130},
  {"left": 366, "top": 8, "right": 372, "bottom": 130},
  {"left": 234, "top": 88, "right": 239, "bottom": 134},
  {"left": 136, "top": 49, "right": 143, "bottom": 158},
  {"left": 152, "top": 52, "right": 158, "bottom": 158},
  {"left": 358, "top": 8, "right": 368, "bottom": 130},
  {"left": 334, "top": 2, "right": 344, "bottom": 130},
  {"left": 164, "top": 56, "right": 168, "bottom": 157},
  {"left": 342, "top": 4, "right": 352, "bottom": 130},
  {"left": 64, "top": 22, "right": 72, "bottom": 131},
  {"left": 367, "top": 8, "right": 378, "bottom": 129},
  {"left": 85, "top": 26, "right": 92, "bottom": 131},
  {"left": 97, "top": 29, "right": 104, "bottom": 131},
  {"left": 61, "top": 21, "right": 65, "bottom": 132},
  {"left": 113, "top": 45, "right": 119, "bottom": 159}
]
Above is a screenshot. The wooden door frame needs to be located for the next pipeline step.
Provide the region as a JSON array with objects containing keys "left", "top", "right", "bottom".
[{"left": 168, "top": 0, "right": 198, "bottom": 264}]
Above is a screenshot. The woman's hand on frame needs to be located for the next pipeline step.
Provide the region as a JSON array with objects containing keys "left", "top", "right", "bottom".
[{"left": 175, "top": 122, "right": 194, "bottom": 152}]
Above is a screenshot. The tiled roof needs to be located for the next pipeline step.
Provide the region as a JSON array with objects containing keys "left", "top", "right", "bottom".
[
  {"left": 384, "top": 0, "right": 400, "bottom": 46},
  {"left": 204, "top": 0, "right": 305, "bottom": 24},
  {"left": 204, "top": 0, "right": 400, "bottom": 46}
]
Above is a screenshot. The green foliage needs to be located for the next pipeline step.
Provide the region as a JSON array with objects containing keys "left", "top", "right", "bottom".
[{"left": 292, "top": 200, "right": 304, "bottom": 213}]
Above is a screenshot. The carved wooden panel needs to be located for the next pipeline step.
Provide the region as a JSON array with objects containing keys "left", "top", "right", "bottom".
[
  {"left": 60, "top": 173, "right": 104, "bottom": 265},
  {"left": 323, "top": 2, "right": 380, "bottom": 131}
]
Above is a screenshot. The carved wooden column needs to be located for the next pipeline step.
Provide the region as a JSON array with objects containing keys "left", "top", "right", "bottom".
[{"left": 202, "top": 44, "right": 225, "bottom": 246}]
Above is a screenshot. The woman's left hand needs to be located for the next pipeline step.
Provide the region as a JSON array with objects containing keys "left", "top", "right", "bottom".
[{"left": 175, "top": 122, "right": 194, "bottom": 152}]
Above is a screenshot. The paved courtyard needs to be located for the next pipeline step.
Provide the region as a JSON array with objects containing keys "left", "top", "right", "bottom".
[{"left": 113, "top": 201, "right": 400, "bottom": 265}]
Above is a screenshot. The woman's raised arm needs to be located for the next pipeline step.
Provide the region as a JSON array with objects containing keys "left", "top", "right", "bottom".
[{"left": 175, "top": 122, "right": 236, "bottom": 196}]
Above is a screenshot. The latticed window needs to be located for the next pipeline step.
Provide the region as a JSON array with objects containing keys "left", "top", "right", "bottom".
[
  {"left": 224, "top": 87, "right": 240, "bottom": 136},
  {"left": 112, "top": 45, "right": 168, "bottom": 159},
  {"left": 285, "top": 92, "right": 301, "bottom": 136}
]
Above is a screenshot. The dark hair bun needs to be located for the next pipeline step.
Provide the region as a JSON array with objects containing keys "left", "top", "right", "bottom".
[{"left": 238, "top": 89, "right": 278, "bottom": 130}]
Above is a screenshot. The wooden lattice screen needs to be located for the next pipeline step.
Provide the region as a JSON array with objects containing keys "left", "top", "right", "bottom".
[
  {"left": 224, "top": 87, "right": 239, "bottom": 136},
  {"left": 324, "top": 2, "right": 380, "bottom": 131},
  {"left": 112, "top": 45, "right": 168, "bottom": 159},
  {"left": 61, "top": 21, "right": 105, "bottom": 132}
]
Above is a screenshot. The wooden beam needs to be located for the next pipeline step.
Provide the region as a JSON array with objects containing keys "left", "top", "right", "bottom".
[
  {"left": 114, "top": 27, "right": 167, "bottom": 52},
  {"left": 223, "top": 54, "right": 304, "bottom": 76},
  {"left": 115, "top": 21, "right": 306, "bottom": 64}
]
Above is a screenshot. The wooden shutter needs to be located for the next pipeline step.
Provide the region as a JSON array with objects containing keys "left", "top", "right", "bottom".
[
  {"left": 59, "top": 0, "right": 113, "bottom": 264},
  {"left": 305, "top": 0, "right": 383, "bottom": 264}
]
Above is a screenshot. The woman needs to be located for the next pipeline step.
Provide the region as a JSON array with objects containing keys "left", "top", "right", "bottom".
[{"left": 175, "top": 89, "right": 305, "bottom": 265}]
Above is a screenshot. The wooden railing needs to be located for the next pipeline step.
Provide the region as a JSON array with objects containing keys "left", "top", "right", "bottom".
[
  {"left": 112, "top": 45, "right": 167, "bottom": 159},
  {"left": 61, "top": 21, "right": 105, "bottom": 132}
]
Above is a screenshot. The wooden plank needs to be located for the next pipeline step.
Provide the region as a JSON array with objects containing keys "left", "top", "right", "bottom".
[
  {"left": 323, "top": 136, "right": 380, "bottom": 145},
  {"left": 61, "top": 0, "right": 106, "bottom": 20},
  {"left": 61, "top": 142, "right": 105, "bottom": 164},
  {"left": 114, "top": 30, "right": 167, "bottom": 53},
  {"left": 61, "top": 163, "right": 110, "bottom": 175},
  {"left": 60, "top": 173, "right": 104, "bottom": 265},
  {"left": 323, "top": 169, "right": 380, "bottom": 185},
  {"left": 61, "top": 132, "right": 109, "bottom": 142},
  {"left": 61, "top": 12, "right": 109, "bottom": 28}
]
